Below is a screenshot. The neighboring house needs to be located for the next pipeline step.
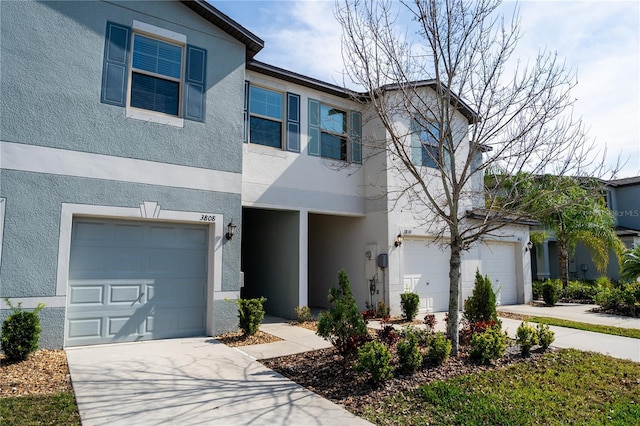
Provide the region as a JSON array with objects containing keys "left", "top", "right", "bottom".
[
  {"left": 532, "top": 176, "right": 640, "bottom": 282},
  {"left": 0, "top": 0, "right": 532, "bottom": 350}
]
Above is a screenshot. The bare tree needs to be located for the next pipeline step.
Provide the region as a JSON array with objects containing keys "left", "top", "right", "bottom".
[{"left": 335, "top": 0, "right": 611, "bottom": 355}]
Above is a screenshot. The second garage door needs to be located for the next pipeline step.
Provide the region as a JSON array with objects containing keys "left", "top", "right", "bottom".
[
  {"left": 66, "top": 218, "right": 209, "bottom": 347},
  {"left": 482, "top": 242, "right": 518, "bottom": 305}
]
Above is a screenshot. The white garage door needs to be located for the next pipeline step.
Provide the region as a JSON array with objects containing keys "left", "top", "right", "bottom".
[
  {"left": 482, "top": 242, "right": 518, "bottom": 305},
  {"left": 66, "top": 219, "right": 208, "bottom": 347},
  {"left": 402, "top": 239, "right": 450, "bottom": 312}
]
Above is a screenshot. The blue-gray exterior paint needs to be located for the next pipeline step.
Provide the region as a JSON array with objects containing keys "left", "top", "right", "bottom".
[
  {"left": 0, "top": 1, "right": 247, "bottom": 348},
  {"left": 0, "top": 1, "right": 245, "bottom": 172}
]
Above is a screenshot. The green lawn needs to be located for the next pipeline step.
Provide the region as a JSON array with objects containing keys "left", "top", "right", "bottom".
[
  {"left": 0, "top": 391, "right": 80, "bottom": 426},
  {"left": 528, "top": 316, "right": 640, "bottom": 339},
  {"left": 359, "top": 350, "right": 640, "bottom": 425}
]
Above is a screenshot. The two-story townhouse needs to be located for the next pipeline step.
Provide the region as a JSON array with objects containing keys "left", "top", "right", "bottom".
[
  {"left": 0, "top": 0, "right": 262, "bottom": 348},
  {"left": 1, "top": 0, "right": 533, "bottom": 350},
  {"left": 240, "top": 64, "right": 533, "bottom": 318}
]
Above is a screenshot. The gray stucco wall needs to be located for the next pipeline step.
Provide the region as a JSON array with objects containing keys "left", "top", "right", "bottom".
[
  {"left": 614, "top": 186, "right": 640, "bottom": 230},
  {"left": 0, "top": 0, "right": 246, "bottom": 172},
  {"left": 0, "top": 1, "right": 248, "bottom": 348}
]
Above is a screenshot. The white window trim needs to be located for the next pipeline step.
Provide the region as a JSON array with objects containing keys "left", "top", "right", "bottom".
[
  {"left": 126, "top": 21, "right": 187, "bottom": 128},
  {"left": 248, "top": 85, "right": 285, "bottom": 149}
]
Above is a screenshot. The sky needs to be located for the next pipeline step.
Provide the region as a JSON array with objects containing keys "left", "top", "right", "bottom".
[{"left": 212, "top": 0, "right": 640, "bottom": 178}]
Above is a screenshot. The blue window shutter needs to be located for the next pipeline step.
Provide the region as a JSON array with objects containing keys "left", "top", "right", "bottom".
[
  {"left": 308, "top": 98, "right": 320, "bottom": 156},
  {"left": 350, "top": 110, "right": 362, "bottom": 164},
  {"left": 101, "top": 22, "right": 131, "bottom": 107},
  {"left": 410, "top": 119, "right": 422, "bottom": 166},
  {"left": 286, "top": 93, "right": 300, "bottom": 152},
  {"left": 184, "top": 45, "right": 207, "bottom": 122},
  {"left": 244, "top": 81, "right": 249, "bottom": 143}
]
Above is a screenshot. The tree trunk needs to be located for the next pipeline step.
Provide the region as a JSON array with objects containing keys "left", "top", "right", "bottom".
[
  {"left": 447, "top": 241, "right": 462, "bottom": 356},
  {"left": 558, "top": 235, "right": 569, "bottom": 288}
]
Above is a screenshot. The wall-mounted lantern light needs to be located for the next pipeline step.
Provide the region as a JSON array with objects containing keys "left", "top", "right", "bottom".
[
  {"left": 526, "top": 241, "right": 534, "bottom": 251},
  {"left": 394, "top": 233, "right": 403, "bottom": 247},
  {"left": 225, "top": 221, "right": 237, "bottom": 240}
]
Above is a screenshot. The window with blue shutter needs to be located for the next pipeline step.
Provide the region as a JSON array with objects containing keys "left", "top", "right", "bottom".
[
  {"left": 286, "top": 93, "right": 300, "bottom": 152},
  {"left": 411, "top": 119, "right": 443, "bottom": 168},
  {"left": 243, "top": 81, "right": 249, "bottom": 142},
  {"left": 100, "top": 21, "right": 207, "bottom": 123},
  {"left": 248, "top": 86, "right": 283, "bottom": 148}
]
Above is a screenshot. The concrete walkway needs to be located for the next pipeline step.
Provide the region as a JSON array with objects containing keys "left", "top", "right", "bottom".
[{"left": 66, "top": 337, "right": 371, "bottom": 426}]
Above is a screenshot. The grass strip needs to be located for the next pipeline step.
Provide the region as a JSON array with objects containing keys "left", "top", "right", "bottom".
[
  {"left": 527, "top": 316, "right": 640, "bottom": 339},
  {"left": 359, "top": 349, "right": 640, "bottom": 425},
  {"left": 0, "top": 391, "right": 81, "bottom": 426}
]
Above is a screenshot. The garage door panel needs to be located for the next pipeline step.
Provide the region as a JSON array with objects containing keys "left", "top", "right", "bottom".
[
  {"left": 66, "top": 219, "right": 209, "bottom": 347},
  {"left": 483, "top": 243, "right": 518, "bottom": 305},
  {"left": 403, "top": 239, "right": 450, "bottom": 312}
]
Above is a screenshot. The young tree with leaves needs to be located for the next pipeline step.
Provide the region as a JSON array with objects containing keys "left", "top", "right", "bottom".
[{"left": 335, "top": 0, "right": 612, "bottom": 355}]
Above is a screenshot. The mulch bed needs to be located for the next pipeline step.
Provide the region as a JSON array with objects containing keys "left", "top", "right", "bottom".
[
  {"left": 1, "top": 350, "right": 73, "bottom": 398},
  {"left": 214, "top": 330, "right": 282, "bottom": 347},
  {"left": 262, "top": 345, "right": 548, "bottom": 416}
]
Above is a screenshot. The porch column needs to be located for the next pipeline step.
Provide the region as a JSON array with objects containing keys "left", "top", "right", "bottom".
[{"left": 299, "top": 209, "right": 308, "bottom": 307}]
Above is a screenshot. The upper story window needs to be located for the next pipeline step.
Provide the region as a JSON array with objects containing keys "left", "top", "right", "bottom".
[
  {"left": 309, "top": 99, "right": 362, "bottom": 164},
  {"left": 248, "top": 86, "right": 284, "bottom": 148},
  {"left": 244, "top": 82, "right": 300, "bottom": 152},
  {"left": 411, "top": 119, "right": 447, "bottom": 169},
  {"left": 100, "top": 21, "right": 207, "bottom": 126}
]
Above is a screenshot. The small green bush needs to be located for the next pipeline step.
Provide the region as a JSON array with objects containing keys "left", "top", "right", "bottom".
[
  {"left": 397, "top": 326, "right": 431, "bottom": 347},
  {"left": 560, "top": 280, "right": 599, "bottom": 303},
  {"left": 397, "top": 330, "right": 423, "bottom": 375},
  {"left": 470, "top": 325, "right": 508, "bottom": 364},
  {"left": 595, "top": 276, "right": 614, "bottom": 289},
  {"left": 532, "top": 281, "right": 545, "bottom": 300},
  {"left": 294, "top": 305, "right": 312, "bottom": 322},
  {"left": 238, "top": 297, "right": 266, "bottom": 336},
  {"left": 400, "top": 292, "right": 420, "bottom": 321},
  {"left": 426, "top": 332, "right": 451, "bottom": 366},
  {"left": 596, "top": 283, "right": 640, "bottom": 317},
  {"left": 376, "top": 300, "right": 390, "bottom": 318},
  {"left": 542, "top": 281, "right": 560, "bottom": 306},
  {"left": 355, "top": 340, "right": 393, "bottom": 386},
  {"left": 620, "top": 246, "right": 640, "bottom": 283},
  {"left": 1, "top": 299, "right": 45, "bottom": 361},
  {"left": 317, "top": 270, "right": 370, "bottom": 355},
  {"left": 463, "top": 270, "right": 497, "bottom": 324},
  {"left": 516, "top": 321, "right": 538, "bottom": 356},
  {"left": 537, "top": 323, "right": 555, "bottom": 350}
]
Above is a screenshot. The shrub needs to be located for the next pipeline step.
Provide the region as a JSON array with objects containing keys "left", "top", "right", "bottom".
[
  {"left": 532, "top": 280, "right": 545, "bottom": 300},
  {"left": 463, "top": 270, "right": 497, "bottom": 324},
  {"left": 400, "top": 292, "right": 420, "bottom": 321},
  {"left": 423, "top": 314, "right": 437, "bottom": 332},
  {"left": 560, "top": 280, "right": 599, "bottom": 303},
  {"left": 470, "top": 325, "right": 508, "bottom": 364},
  {"left": 317, "top": 270, "right": 370, "bottom": 355},
  {"left": 516, "top": 321, "right": 538, "bottom": 356},
  {"left": 376, "top": 300, "right": 390, "bottom": 319},
  {"left": 1, "top": 299, "right": 45, "bottom": 361},
  {"left": 294, "top": 305, "right": 312, "bottom": 323},
  {"left": 397, "top": 330, "right": 423, "bottom": 375},
  {"left": 595, "top": 276, "right": 614, "bottom": 289},
  {"left": 537, "top": 323, "right": 555, "bottom": 350},
  {"left": 355, "top": 340, "right": 393, "bottom": 386},
  {"left": 620, "top": 245, "right": 640, "bottom": 283},
  {"left": 426, "top": 332, "right": 451, "bottom": 366},
  {"left": 596, "top": 283, "right": 640, "bottom": 317},
  {"left": 361, "top": 309, "right": 376, "bottom": 321},
  {"left": 238, "top": 297, "right": 266, "bottom": 336},
  {"left": 542, "top": 280, "right": 560, "bottom": 306},
  {"left": 397, "top": 326, "right": 431, "bottom": 347},
  {"left": 459, "top": 320, "right": 500, "bottom": 346},
  {"left": 377, "top": 325, "right": 399, "bottom": 346}
]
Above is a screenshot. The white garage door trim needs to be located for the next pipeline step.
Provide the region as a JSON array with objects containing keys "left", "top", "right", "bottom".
[
  {"left": 57, "top": 202, "right": 226, "bottom": 346},
  {"left": 481, "top": 242, "right": 518, "bottom": 305}
]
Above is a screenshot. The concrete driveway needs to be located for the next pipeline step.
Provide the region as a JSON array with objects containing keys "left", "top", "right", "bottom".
[{"left": 66, "top": 337, "right": 371, "bottom": 426}]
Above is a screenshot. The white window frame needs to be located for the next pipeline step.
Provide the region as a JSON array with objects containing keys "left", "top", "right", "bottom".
[
  {"left": 248, "top": 85, "right": 285, "bottom": 149},
  {"left": 125, "top": 21, "right": 187, "bottom": 128}
]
